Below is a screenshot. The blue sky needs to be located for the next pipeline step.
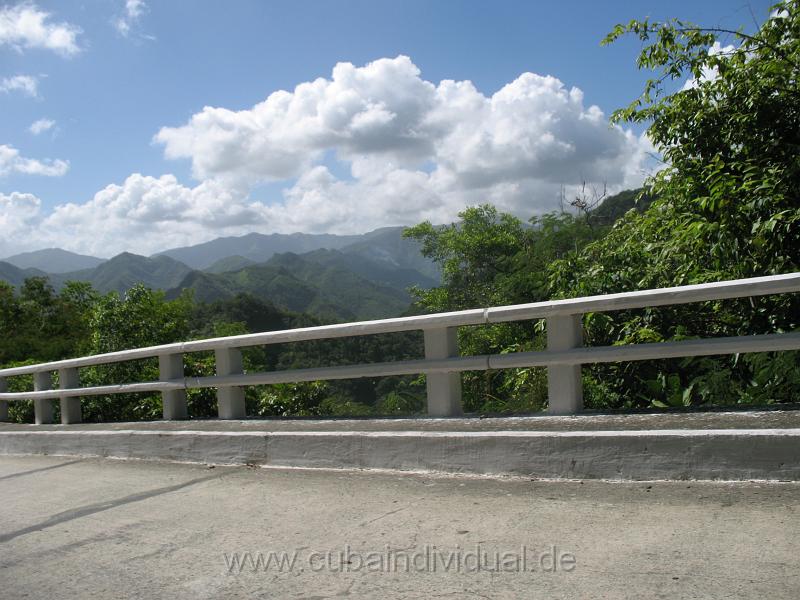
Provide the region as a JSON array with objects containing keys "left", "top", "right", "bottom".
[{"left": 0, "top": 0, "right": 774, "bottom": 257}]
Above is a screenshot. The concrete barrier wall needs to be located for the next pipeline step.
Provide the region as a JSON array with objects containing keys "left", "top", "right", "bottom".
[{"left": 1, "top": 428, "right": 798, "bottom": 481}]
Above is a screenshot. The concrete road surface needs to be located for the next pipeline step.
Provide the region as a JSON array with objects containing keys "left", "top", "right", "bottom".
[{"left": 0, "top": 455, "right": 797, "bottom": 599}]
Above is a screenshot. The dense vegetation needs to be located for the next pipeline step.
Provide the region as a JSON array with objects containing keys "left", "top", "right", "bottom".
[
  {"left": 1, "top": 3, "right": 797, "bottom": 421},
  {"left": 406, "top": 1, "right": 800, "bottom": 411}
]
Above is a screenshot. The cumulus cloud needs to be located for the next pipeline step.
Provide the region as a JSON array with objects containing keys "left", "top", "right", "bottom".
[
  {"left": 0, "top": 74, "right": 39, "bottom": 97},
  {"left": 0, "top": 3, "right": 81, "bottom": 56},
  {"left": 156, "top": 57, "right": 444, "bottom": 183},
  {"left": 0, "top": 144, "right": 69, "bottom": 177},
  {"left": 0, "top": 191, "right": 43, "bottom": 256},
  {"left": 4, "top": 57, "right": 654, "bottom": 256},
  {"left": 29, "top": 117, "right": 55, "bottom": 135},
  {"left": 153, "top": 56, "right": 651, "bottom": 234}
]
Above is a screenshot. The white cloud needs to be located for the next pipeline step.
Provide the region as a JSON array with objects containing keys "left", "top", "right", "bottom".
[
  {"left": 3, "top": 57, "right": 654, "bottom": 257},
  {"left": 0, "top": 74, "right": 39, "bottom": 97},
  {"left": 0, "top": 3, "right": 81, "bottom": 56},
  {"left": 36, "top": 174, "right": 263, "bottom": 256},
  {"left": 156, "top": 57, "right": 650, "bottom": 193},
  {"left": 0, "top": 144, "right": 69, "bottom": 177},
  {"left": 0, "top": 190, "right": 40, "bottom": 224},
  {"left": 29, "top": 117, "right": 55, "bottom": 135},
  {"left": 113, "top": 0, "right": 151, "bottom": 39},
  {"left": 156, "top": 57, "right": 442, "bottom": 184}
]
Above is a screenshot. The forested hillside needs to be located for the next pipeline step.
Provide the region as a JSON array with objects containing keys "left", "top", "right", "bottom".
[{"left": 167, "top": 252, "right": 412, "bottom": 321}]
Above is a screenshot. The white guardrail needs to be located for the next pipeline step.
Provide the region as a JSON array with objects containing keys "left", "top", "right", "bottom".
[{"left": 1, "top": 273, "right": 799, "bottom": 424}]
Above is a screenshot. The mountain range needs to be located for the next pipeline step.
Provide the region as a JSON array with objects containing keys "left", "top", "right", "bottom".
[
  {"left": 0, "top": 190, "right": 649, "bottom": 320},
  {"left": 155, "top": 231, "right": 364, "bottom": 270},
  {"left": 0, "top": 226, "right": 437, "bottom": 320}
]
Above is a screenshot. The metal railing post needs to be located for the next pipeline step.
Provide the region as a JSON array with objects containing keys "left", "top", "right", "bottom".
[
  {"left": 546, "top": 314, "right": 583, "bottom": 415},
  {"left": 0, "top": 377, "right": 7, "bottom": 422},
  {"left": 215, "top": 347, "right": 246, "bottom": 419},
  {"left": 159, "top": 354, "right": 187, "bottom": 420},
  {"left": 423, "top": 327, "right": 463, "bottom": 417},
  {"left": 33, "top": 371, "right": 54, "bottom": 424},
  {"left": 58, "top": 367, "right": 82, "bottom": 424}
]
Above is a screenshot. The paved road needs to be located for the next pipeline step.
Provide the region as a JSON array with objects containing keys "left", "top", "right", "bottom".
[{"left": 0, "top": 455, "right": 798, "bottom": 599}]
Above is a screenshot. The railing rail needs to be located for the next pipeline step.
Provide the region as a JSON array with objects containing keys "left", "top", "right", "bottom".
[{"left": 1, "top": 272, "right": 799, "bottom": 423}]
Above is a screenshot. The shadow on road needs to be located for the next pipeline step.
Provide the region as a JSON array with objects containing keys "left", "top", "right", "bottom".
[
  {"left": 0, "top": 459, "right": 85, "bottom": 482},
  {"left": 0, "top": 471, "right": 224, "bottom": 544}
]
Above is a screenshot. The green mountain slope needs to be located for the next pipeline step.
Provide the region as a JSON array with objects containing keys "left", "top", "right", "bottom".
[
  {"left": 284, "top": 248, "right": 437, "bottom": 293},
  {"left": 169, "top": 252, "right": 411, "bottom": 320},
  {"left": 203, "top": 255, "right": 256, "bottom": 274},
  {"left": 59, "top": 253, "right": 193, "bottom": 295},
  {"left": 591, "top": 188, "right": 656, "bottom": 224},
  {"left": 339, "top": 226, "right": 440, "bottom": 281}
]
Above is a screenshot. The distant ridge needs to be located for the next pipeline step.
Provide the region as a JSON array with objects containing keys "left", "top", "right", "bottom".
[
  {"left": 2, "top": 248, "right": 105, "bottom": 274},
  {"left": 0, "top": 261, "right": 48, "bottom": 287},
  {"left": 155, "top": 231, "right": 364, "bottom": 270},
  {"left": 156, "top": 226, "right": 438, "bottom": 280},
  {"left": 203, "top": 255, "right": 257, "bottom": 274}
]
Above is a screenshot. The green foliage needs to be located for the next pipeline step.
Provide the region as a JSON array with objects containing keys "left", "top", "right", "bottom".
[
  {"left": 599, "top": 3, "right": 800, "bottom": 282},
  {"left": 252, "top": 376, "right": 426, "bottom": 419},
  {"left": 376, "top": 389, "right": 425, "bottom": 415},
  {"left": 0, "top": 278, "right": 97, "bottom": 365},
  {"left": 548, "top": 2, "right": 800, "bottom": 408},
  {"left": 89, "top": 285, "right": 192, "bottom": 354},
  {"left": 3, "top": 360, "right": 37, "bottom": 423},
  {"left": 255, "top": 381, "right": 331, "bottom": 417},
  {"left": 404, "top": 206, "right": 533, "bottom": 310},
  {"left": 74, "top": 285, "right": 194, "bottom": 422}
]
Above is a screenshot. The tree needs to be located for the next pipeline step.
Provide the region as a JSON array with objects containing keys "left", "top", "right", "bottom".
[
  {"left": 596, "top": 2, "right": 800, "bottom": 284},
  {"left": 404, "top": 205, "right": 532, "bottom": 311},
  {"left": 404, "top": 205, "right": 603, "bottom": 412},
  {"left": 0, "top": 278, "right": 97, "bottom": 366}
]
